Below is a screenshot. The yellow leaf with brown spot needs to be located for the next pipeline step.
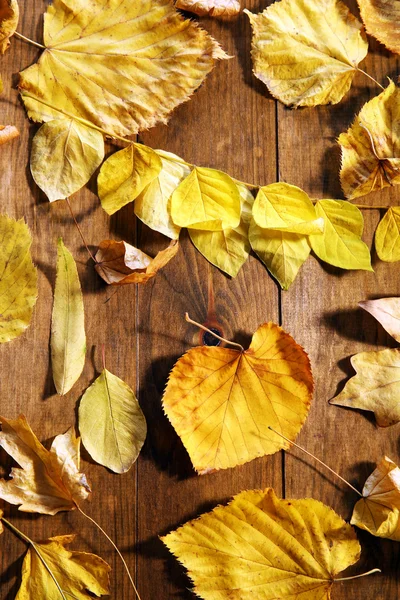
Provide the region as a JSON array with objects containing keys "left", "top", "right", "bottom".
[
  {"left": 375, "top": 207, "right": 400, "bottom": 262},
  {"left": 357, "top": 0, "right": 400, "bottom": 55},
  {"left": 0, "top": 0, "right": 18, "bottom": 54},
  {"left": 176, "top": 0, "right": 240, "bottom": 19}
]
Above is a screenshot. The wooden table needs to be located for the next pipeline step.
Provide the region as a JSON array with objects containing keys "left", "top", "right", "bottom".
[{"left": 1, "top": 1, "right": 399, "bottom": 599}]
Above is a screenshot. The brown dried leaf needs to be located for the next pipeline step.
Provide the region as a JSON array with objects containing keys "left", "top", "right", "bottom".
[{"left": 176, "top": 0, "right": 240, "bottom": 19}]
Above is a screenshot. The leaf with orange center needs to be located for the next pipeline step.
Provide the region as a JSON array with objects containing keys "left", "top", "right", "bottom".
[
  {"left": 162, "top": 322, "right": 313, "bottom": 473},
  {"left": 0, "top": 0, "right": 18, "bottom": 54},
  {"left": 95, "top": 239, "right": 179, "bottom": 285},
  {"left": 357, "top": 0, "right": 400, "bottom": 55}
]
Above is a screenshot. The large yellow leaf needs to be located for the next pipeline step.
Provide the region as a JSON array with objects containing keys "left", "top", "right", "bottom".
[
  {"left": 98, "top": 144, "right": 162, "bottom": 216},
  {"left": 0, "top": 0, "right": 18, "bottom": 54},
  {"left": 171, "top": 167, "right": 241, "bottom": 231},
  {"left": 79, "top": 368, "right": 147, "bottom": 473},
  {"left": 189, "top": 183, "right": 253, "bottom": 277},
  {"left": 134, "top": 149, "right": 190, "bottom": 240},
  {"left": 0, "top": 415, "right": 90, "bottom": 515},
  {"left": 16, "top": 534, "right": 110, "bottom": 599},
  {"left": 31, "top": 119, "right": 104, "bottom": 202},
  {"left": 163, "top": 322, "right": 313, "bottom": 473},
  {"left": 359, "top": 297, "right": 400, "bottom": 342},
  {"left": 339, "top": 81, "right": 400, "bottom": 199},
  {"left": 0, "top": 214, "right": 37, "bottom": 343},
  {"left": 375, "top": 207, "right": 400, "bottom": 262},
  {"left": 163, "top": 488, "right": 362, "bottom": 600},
  {"left": 331, "top": 348, "right": 400, "bottom": 426},
  {"left": 245, "top": 0, "right": 368, "bottom": 108},
  {"left": 309, "top": 200, "right": 372, "bottom": 270},
  {"left": 176, "top": 0, "right": 240, "bottom": 19},
  {"left": 352, "top": 457, "right": 400, "bottom": 541},
  {"left": 51, "top": 238, "right": 86, "bottom": 395},
  {"left": 252, "top": 183, "right": 324, "bottom": 235},
  {"left": 18, "top": 0, "right": 227, "bottom": 137},
  {"left": 357, "top": 0, "right": 400, "bottom": 55}
]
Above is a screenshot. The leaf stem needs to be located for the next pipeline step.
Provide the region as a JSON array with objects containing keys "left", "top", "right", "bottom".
[
  {"left": 14, "top": 31, "right": 45, "bottom": 49},
  {"left": 65, "top": 198, "right": 97, "bottom": 263},
  {"left": 356, "top": 68, "right": 385, "bottom": 90},
  {"left": 75, "top": 505, "right": 142, "bottom": 600},
  {"left": 268, "top": 426, "right": 363, "bottom": 497},
  {"left": 334, "top": 568, "right": 381, "bottom": 581},
  {"left": 185, "top": 312, "right": 244, "bottom": 351}
]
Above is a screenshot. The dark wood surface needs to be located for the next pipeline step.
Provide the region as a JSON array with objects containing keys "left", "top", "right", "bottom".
[{"left": 0, "top": 1, "right": 399, "bottom": 599}]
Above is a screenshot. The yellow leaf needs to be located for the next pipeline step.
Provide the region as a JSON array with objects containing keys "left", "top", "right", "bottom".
[
  {"left": 171, "top": 167, "right": 241, "bottom": 231},
  {"left": 98, "top": 143, "right": 162, "bottom": 216},
  {"left": 189, "top": 184, "right": 253, "bottom": 277},
  {"left": 331, "top": 348, "right": 400, "bottom": 426},
  {"left": 0, "top": 0, "right": 18, "bottom": 54},
  {"left": 134, "top": 150, "right": 190, "bottom": 240},
  {"left": 176, "top": 0, "right": 240, "bottom": 19},
  {"left": 79, "top": 368, "right": 147, "bottom": 474},
  {"left": 339, "top": 81, "right": 400, "bottom": 199},
  {"left": 0, "top": 123, "right": 19, "bottom": 146},
  {"left": 359, "top": 297, "right": 400, "bottom": 342},
  {"left": 245, "top": 0, "right": 368, "bottom": 107},
  {"left": 16, "top": 534, "right": 110, "bottom": 600},
  {"left": 95, "top": 239, "right": 178, "bottom": 285},
  {"left": 0, "top": 415, "right": 90, "bottom": 515},
  {"left": 357, "top": 0, "right": 400, "bottom": 55},
  {"left": 352, "top": 457, "right": 400, "bottom": 541},
  {"left": 375, "top": 207, "right": 400, "bottom": 262},
  {"left": 309, "top": 200, "right": 372, "bottom": 270},
  {"left": 252, "top": 183, "right": 324, "bottom": 234},
  {"left": 18, "top": 0, "right": 227, "bottom": 137},
  {"left": 0, "top": 214, "right": 37, "bottom": 343},
  {"left": 249, "top": 222, "right": 311, "bottom": 290},
  {"left": 51, "top": 238, "right": 86, "bottom": 396},
  {"left": 163, "top": 488, "right": 362, "bottom": 600},
  {"left": 163, "top": 322, "right": 313, "bottom": 473},
  {"left": 31, "top": 119, "right": 104, "bottom": 202}
]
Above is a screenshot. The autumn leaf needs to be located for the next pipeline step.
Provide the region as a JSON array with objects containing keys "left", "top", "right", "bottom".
[
  {"left": 18, "top": 0, "right": 227, "bottom": 137},
  {"left": 339, "top": 81, "right": 400, "bottom": 199},
  {"left": 0, "top": 214, "right": 37, "bottom": 343},
  {"left": 309, "top": 200, "right": 372, "bottom": 270},
  {"left": 98, "top": 144, "right": 162, "bottom": 216},
  {"left": 375, "top": 207, "right": 400, "bottom": 262},
  {"left": 357, "top": 0, "right": 400, "bottom": 55},
  {"left": 51, "top": 238, "right": 86, "bottom": 396},
  {"left": 360, "top": 297, "right": 400, "bottom": 342},
  {"left": 245, "top": 0, "right": 368, "bottom": 107},
  {"left": 0, "top": 415, "right": 90, "bottom": 514},
  {"left": 0, "top": 123, "right": 19, "bottom": 146},
  {"left": 163, "top": 321, "right": 313, "bottom": 473},
  {"left": 351, "top": 457, "right": 400, "bottom": 541},
  {"left": 31, "top": 119, "right": 104, "bottom": 202},
  {"left": 79, "top": 368, "right": 147, "bottom": 473},
  {"left": 176, "top": 0, "right": 240, "bottom": 19},
  {"left": 0, "top": 0, "right": 18, "bottom": 54},
  {"left": 163, "top": 488, "right": 364, "bottom": 600},
  {"left": 331, "top": 348, "right": 400, "bottom": 426},
  {"left": 95, "top": 239, "right": 178, "bottom": 285}
]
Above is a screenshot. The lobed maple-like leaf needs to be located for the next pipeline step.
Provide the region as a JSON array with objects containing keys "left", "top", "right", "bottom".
[
  {"left": 176, "top": 0, "right": 240, "bottom": 19},
  {"left": 357, "top": 0, "right": 400, "bottom": 55},
  {"left": 360, "top": 297, "right": 400, "bottom": 342},
  {"left": 0, "top": 0, "right": 18, "bottom": 54},
  {"left": 375, "top": 207, "right": 400, "bottom": 262}
]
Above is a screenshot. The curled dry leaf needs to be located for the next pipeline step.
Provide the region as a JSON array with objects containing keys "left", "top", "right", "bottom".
[
  {"left": 95, "top": 239, "right": 179, "bottom": 286},
  {"left": 375, "top": 207, "right": 400, "bottom": 262},
  {"left": 163, "top": 488, "right": 363, "bottom": 600},
  {"left": 0, "top": 0, "right": 18, "bottom": 54},
  {"left": 357, "top": 0, "right": 400, "bottom": 55},
  {"left": 176, "top": 0, "right": 240, "bottom": 19},
  {"left": 0, "top": 214, "right": 37, "bottom": 343},
  {"left": 245, "top": 0, "right": 368, "bottom": 107},
  {"left": 339, "top": 81, "right": 400, "bottom": 199},
  {"left": 163, "top": 322, "right": 313, "bottom": 473},
  {"left": 331, "top": 348, "right": 400, "bottom": 426},
  {"left": 360, "top": 297, "right": 400, "bottom": 342},
  {"left": 19, "top": 0, "right": 227, "bottom": 137},
  {"left": 352, "top": 457, "right": 400, "bottom": 541},
  {"left": 0, "top": 123, "right": 19, "bottom": 146},
  {"left": 0, "top": 415, "right": 90, "bottom": 515}
]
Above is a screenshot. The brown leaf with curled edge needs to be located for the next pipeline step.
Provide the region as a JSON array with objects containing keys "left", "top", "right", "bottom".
[
  {"left": 0, "top": 124, "right": 19, "bottom": 146},
  {"left": 0, "top": 0, "right": 18, "bottom": 54},
  {"left": 357, "top": 0, "right": 400, "bottom": 55},
  {"left": 176, "top": 0, "right": 240, "bottom": 19},
  {"left": 95, "top": 239, "right": 179, "bottom": 286},
  {"left": 360, "top": 297, "right": 400, "bottom": 342}
]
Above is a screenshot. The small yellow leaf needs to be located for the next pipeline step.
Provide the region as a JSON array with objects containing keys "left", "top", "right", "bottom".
[
  {"left": 352, "top": 457, "right": 400, "bottom": 541},
  {"left": 171, "top": 167, "right": 241, "bottom": 231},
  {"left": 0, "top": 214, "right": 38, "bottom": 343},
  {"left": 79, "top": 368, "right": 147, "bottom": 474},
  {"left": 134, "top": 149, "right": 190, "bottom": 239},
  {"left": 357, "top": 0, "right": 400, "bottom": 55},
  {"left": 360, "top": 297, "right": 400, "bottom": 342},
  {"left": 189, "top": 184, "right": 253, "bottom": 277},
  {"left": 163, "top": 322, "right": 313, "bottom": 473},
  {"left": 0, "top": 123, "right": 19, "bottom": 146},
  {"left": 331, "top": 348, "right": 400, "bottom": 426},
  {"left": 31, "top": 119, "right": 104, "bottom": 202},
  {"left": 339, "top": 81, "right": 400, "bottom": 199},
  {"left": 163, "top": 488, "right": 362, "bottom": 600},
  {"left": 176, "top": 0, "right": 240, "bottom": 19},
  {"left": 0, "top": 0, "right": 18, "bottom": 54},
  {"left": 375, "top": 207, "right": 400, "bottom": 262},
  {"left": 51, "top": 238, "right": 86, "bottom": 396},
  {"left": 16, "top": 534, "right": 110, "bottom": 600},
  {"left": 98, "top": 144, "right": 162, "bottom": 216},
  {"left": 0, "top": 415, "right": 90, "bottom": 515},
  {"left": 309, "top": 200, "right": 372, "bottom": 270},
  {"left": 245, "top": 0, "right": 368, "bottom": 107},
  {"left": 252, "top": 183, "right": 324, "bottom": 234}
]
